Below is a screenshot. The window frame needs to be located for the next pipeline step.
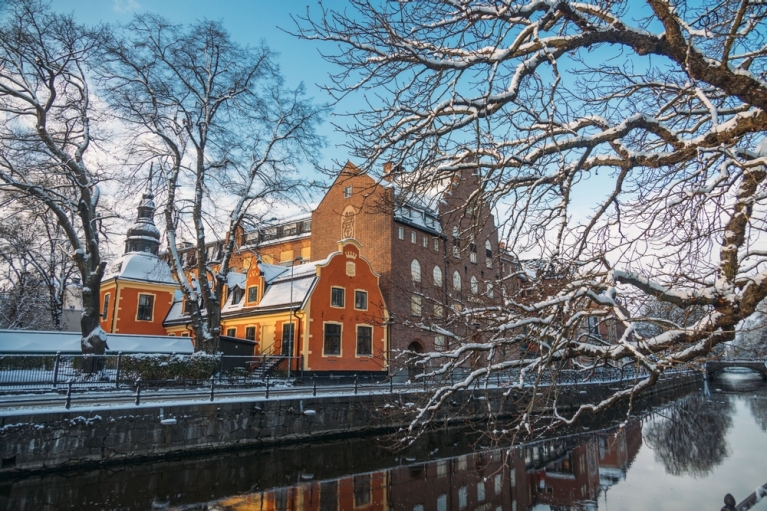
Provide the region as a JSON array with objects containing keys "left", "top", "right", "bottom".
[
  {"left": 433, "top": 265, "right": 443, "bottom": 286},
  {"left": 330, "top": 286, "right": 345, "bottom": 308},
  {"left": 323, "top": 322, "right": 342, "bottom": 356},
  {"left": 344, "top": 185, "right": 353, "bottom": 198},
  {"left": 136, "top": 293, "right": 155, "bottom": 321},
  {"left": 101, "top": 293, "right": 110, "bottom": 319},
  {"left": 226, "top": 327, "right": 236, "bottom": 337},
  {"left": 411, "top": 294, "right": 422, "bottom": 316},
  {"left": 411, "top": 259, "right": 422, "bottom": 283},
  {"left": 410, "top": 231, "right": 416, "bottom": 244},
  {"left": 245, "top": 326, "right": 256, "bottom": 341},
  {"left": 354, "top": 289, "right": 368, "bottom": 310},
  {"left": 247, "top": 285, "right": 259, "bottom": 303},
  {"left": 452, "top": 271, "right": 461, "bottom": 291},
  {"left": 398, "top": 226, "right": 404, "bottom": 240},
  {"left": 356, "top": 324, "right": 373, "bottom": 357}
]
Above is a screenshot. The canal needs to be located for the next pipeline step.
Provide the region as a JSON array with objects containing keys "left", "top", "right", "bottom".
[{"left": 1, "top": 371, "right": 766, "bottom": 510}]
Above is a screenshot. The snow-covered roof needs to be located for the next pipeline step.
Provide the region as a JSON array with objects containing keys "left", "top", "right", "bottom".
[
  {"left": 0, "top": 330, "right": 194, "bottom": 354},
  {"left": 257, "top": 274, "right": 317, "bottom": 310},
  {"left": 103, "top": 253, "right": 176, "bottom": 284},
  {"left": 226, "top": 271, "right": 246, "bottom": 289},
  {"left": 258, "top": 262, "right": 289, "bottom": 283}
]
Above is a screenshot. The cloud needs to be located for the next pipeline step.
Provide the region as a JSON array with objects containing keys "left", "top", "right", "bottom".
[{"left": 113, "top": 0, "right": 140, "bottom": 13}]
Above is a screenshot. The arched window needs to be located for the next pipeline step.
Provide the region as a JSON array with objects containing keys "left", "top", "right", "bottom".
[
  {"left": 470, "top": 275, "right": 478, "bottom": 294},
  {"left": 452, "top": 271, "right": 461, "bottom": 291},
  {"left": 433, "top": 265, "right": 443, "bottom": 286},
  {"left": 411, "top": 259, "right": 422, "bottom": 282}
]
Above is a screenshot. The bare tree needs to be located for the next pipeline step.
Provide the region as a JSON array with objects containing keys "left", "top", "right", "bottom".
[
  {"left": 0, "top": 0, "right": 109, "bottom": 353},
  {"left": 297, "top": 0, "right": 767, "bottom": 438},
  {"left": 0, "top": 203, "right": 77, "bottom": 330},
  {"left": 99, "top": 15, "right": 326, "bottom": 353}
]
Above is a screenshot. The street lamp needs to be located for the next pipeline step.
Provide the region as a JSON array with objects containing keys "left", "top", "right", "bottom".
[{"left": 288, "top": 256, "right": 304, "bottom": 379}]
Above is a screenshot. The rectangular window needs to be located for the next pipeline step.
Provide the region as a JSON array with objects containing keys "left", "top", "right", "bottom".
[
  {"left": 137, "top": 294, "right": 154, "bottom": 321},
  {"left": 435, "top": 334, "right": 446, "bottom": 351},
  {"left": 434, "top": 304, "right": 444, "bottom": 318},
  {"left": 355, "top": 290, "right": 368, "bottom": 310},
  {"left": 411, "top": 231, "right": 416, "bottom": 244},
  {"left": 470, "top": 252, "right": 477, "bottom": 263},
  {"left": 434, "top": 238, "right": 440, "bottom": 250},
  {"left": 282, "top": 323, "right": 295, "bottom": 356},
  {"left": 344, "top": 185, "right": 353, "bottom": 198},
  {"left": 357, "top": 325, "right": 372, "bottom": 356},
  {"left": 324, "top": 323, "right": 341, "bottom": 355},
  {"left": 181, "top": 333, "right": 189, "bottom": 337},
  {"left": 422, "top": 236, "right": 427, "bottom": 247},
  {"left": 183, "top": 299, "right": 193, "bottom": 314},
  {"left": 245, "top": 326, "right": 256, "bottom": 341},
  {"left": 486, "top": 256, "right": 492, "bottom": 268},
  {"left": 102, "top": 293, "right": 110, "bottom": 319},
  {"left": 331, "top": 287, "right": 345, "bottom": 307},
  {"left": 437, "top": 495, "right": 447, "bottom": 511},
  {"left": 226, "top": 327, "right": 236, "bottom": 337},
  {"left": 398, "top": 227, "right": 404, "bottom": 240},
  {"left": 353, "top": 475, "right": 371, "bottom": 507},
  {"left": 231, "top": 288, "right": 243, "bottom": 304},
  {"left": 247, "top": 286, "right": 258, "bottom": 303},
  {"left": 477, "top": 482, "right": 485, "bottom": 502},
  {"left": 411, "top": 295, "right": 422, "bottom": 316}
]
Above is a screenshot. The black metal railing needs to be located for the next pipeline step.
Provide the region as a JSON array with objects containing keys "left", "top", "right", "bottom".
[{"left": 0, "top": 353, "right": 303, "bottom": 390}]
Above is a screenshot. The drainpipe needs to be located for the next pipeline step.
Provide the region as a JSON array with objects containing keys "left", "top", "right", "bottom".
[{"left": 110, "top": 280, "right": 119, "bottom": 333}]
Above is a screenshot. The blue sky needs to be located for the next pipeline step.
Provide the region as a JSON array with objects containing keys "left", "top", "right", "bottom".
[{"left": 53, "top": 0, "right": 355, "bottom": 174}]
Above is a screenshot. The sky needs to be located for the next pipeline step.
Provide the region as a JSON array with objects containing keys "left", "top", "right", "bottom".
[{"left": 53, "top": 0, "right": 357, "bottom": 175}]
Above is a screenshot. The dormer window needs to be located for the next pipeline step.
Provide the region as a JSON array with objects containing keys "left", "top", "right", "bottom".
[{"left": 231, "top": 288, "right": 243, "bottom": 304}]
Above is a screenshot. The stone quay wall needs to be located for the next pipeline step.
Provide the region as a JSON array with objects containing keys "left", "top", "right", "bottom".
[{"left": 0, "top": 372, "right": 701, "bottom": 474}]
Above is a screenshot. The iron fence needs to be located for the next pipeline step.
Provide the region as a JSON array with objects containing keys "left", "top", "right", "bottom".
[
  {"left": 0, "top": 353, "right": 303, "bottom": 390},
  {"left": 0, "top": 352, "right": 691, "bottom": 395}
]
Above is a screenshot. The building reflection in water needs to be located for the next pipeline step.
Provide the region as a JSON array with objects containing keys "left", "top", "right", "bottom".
[{"left": 206, "top": 422, "right": 642, "bottom": 511}]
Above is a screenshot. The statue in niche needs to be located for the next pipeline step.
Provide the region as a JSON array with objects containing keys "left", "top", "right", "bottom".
[{"left": 342, "top": 210, "right": 355, "bottom": 238}]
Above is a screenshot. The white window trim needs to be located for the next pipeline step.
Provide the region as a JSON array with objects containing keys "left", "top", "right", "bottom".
[
  {"left": 354, "top": 288, "right": 369, "bottom": 311},
  {"left": 322, "top": 321, "right": 343, "bottom": 357},
  {"left": 330, "top": 286, "right": 346, "bottom": 309},
  {"left": 355, "top": 323, "right": 374, "bottom": 358}
]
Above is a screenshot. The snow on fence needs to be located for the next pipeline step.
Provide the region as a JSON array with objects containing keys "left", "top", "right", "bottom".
[{"left": 0, "top": 353, "right": 303, "bottom": 390}]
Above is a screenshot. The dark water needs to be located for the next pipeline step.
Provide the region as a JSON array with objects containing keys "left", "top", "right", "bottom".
[{"left": 2, "top": 372, "right": 766, "bottom": 510}]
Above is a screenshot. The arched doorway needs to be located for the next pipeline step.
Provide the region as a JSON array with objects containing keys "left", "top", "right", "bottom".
[{"left": 407, "top": 340, "right": 424, "bottom": 379}]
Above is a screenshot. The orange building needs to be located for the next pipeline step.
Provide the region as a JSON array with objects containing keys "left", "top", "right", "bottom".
[
  {"left": 99, "top": 187, "right": 177, "bottom": 336},
  {"left": 165, "top": 239, "right": 389, "bottom": 376}
]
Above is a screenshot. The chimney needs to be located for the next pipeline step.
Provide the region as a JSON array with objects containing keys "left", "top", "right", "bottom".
[{"left": 382, "top": 161, "right": 403, "bottom": 182}]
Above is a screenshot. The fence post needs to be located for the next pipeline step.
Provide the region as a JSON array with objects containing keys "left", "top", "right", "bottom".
[
  {"left": 354, "top": 374, "right": 358, "bottom": 395},
  {"left": 65, "top": 380, "right": 72, "bottom": 409},
  {"left": 265, "top": 376, "right": 270, "bottom": 399},
  {"left": 135, "top": 379, "right": 141, "bottom": 406},
  {"left": 313, "top": 377, "right": 317, "bottom": 397},
  {"left": 53, "top": 352, "right": 61, "bottom": 388},
  {"left": 210, "top": 376, "right": 215, "bottom": 402},
  {"left": 115, "top": 352, "right": 122, "bottom": 389}
]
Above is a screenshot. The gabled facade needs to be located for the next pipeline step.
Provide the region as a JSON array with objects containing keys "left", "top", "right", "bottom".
[{"left": 165, "top": 239, "right": 389, "bottom": 375}]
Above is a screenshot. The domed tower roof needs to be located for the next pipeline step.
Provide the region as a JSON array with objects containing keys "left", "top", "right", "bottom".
[{"left": 124, "top": 181, "right": 161, "bottom": 255}]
